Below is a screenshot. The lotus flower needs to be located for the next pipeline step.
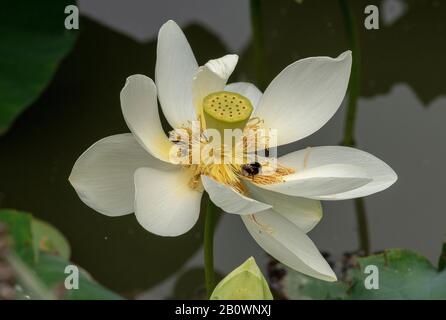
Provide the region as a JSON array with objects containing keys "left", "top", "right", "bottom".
[{"left": 69, "top": 20, "right": 397, "bottom": 281}]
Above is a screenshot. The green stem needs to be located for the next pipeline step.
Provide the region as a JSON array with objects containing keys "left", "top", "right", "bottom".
[
  {"left": 250, "top": 0, "right": 267, "bottom": 90},
  {"left": 354, "top": 198, "right": 370, "bottom": 255},
  {"left": 339, "top": 0, "right": 361, "bottom": 148},
  {"left": 204, "top": 194, "right": 218, "bottom": 298},
  {"left": 339, "top": 0, "right": 370, "bottom": 255}
]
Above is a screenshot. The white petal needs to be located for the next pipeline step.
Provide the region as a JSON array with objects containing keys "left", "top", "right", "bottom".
[
  {"left": 156, "top": 20, "right": 198, "bottom": 128},
  {"left": 201, "top": 175, "right": 271, "bottom": 215},
  {"left": 120, "top": 75, "right": 173, "bottom": 162},
  {"left": 134, "top": 167, "right": 203, "bottom": 236},
  {"left": 254, "top": 51, "right": 352, "bottom": 146},
  {"left": 69, "top": 134, "right": 172, "bottom": 217},
  {"left": 279, "top": 146, "right": 398, "bottom": 200},
  {"left": 225, "top": 82, "right": 262, "bottom": 109},
  {"left": 242, "top": 210, "right": 336, "bottom": 281},
  {"left": 192, "top": 54, "right": 238, "bottom": 113},
  {"left": 245, "top": 182, "right": 322, "bottom": 232},
  {"left": 256, "top": 164, "right": 372, "bottom": 199},
  {"left": 205, "top": 54, "right": 239, "bottom": 79}
]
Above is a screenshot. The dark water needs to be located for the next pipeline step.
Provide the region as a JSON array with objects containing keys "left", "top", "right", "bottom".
[{"left": 1, "top": 0, "right": 445, "bottom": 298}]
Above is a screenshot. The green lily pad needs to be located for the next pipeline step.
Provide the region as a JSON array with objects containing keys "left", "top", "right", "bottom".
[
  {"left": 32, "top": 218, "right": 71, "bottom": 260},
  {"left": 271, "top": 262, "right": 347, "bottom": 300},
  {"left": 33, "top": 253, "right": 122, "bottom": 300},
  {"left": 348, "top": 249, "right": 446, "bottom": 299},
  {"left": 0, "top": 209, "right": 34, "bottom": 264},
  {"left": 276, "top": 248, "right": 446, "bottom": 300},
  {"left": 0, "top": 209, "right": 122, "bottom": 299},
  {"left": 0, "top": 0, "right": 78, "bottom": 134},
  {"left": 283, "top": 271, "right": 347, "bottom": 300}
]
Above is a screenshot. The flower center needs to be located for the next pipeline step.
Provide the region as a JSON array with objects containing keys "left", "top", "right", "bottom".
[{"left": 168, "top": 92, "right": 294, "bottom": 193}]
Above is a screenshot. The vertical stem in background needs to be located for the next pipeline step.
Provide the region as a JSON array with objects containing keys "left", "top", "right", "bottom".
[
  {"left": 250, "top": 0, "right": 267, "bottom": 90},
  {"left": 339, "top": 0, "right": 360, "bottom": 148},
  {"left": 354, "top": 197, "right": 370, "bottom": 255},
  {"left": 339, "top": 0, "right": 370, "bottom": 255},
  {"left": 204, "top": 194, "right": 218, "bottom": 298}
]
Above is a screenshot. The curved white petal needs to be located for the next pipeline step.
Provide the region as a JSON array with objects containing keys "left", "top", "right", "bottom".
[
  {"left": 256, "top": 164, "right": 372, "bottom": 199},
  {"left": 192, "top": 54, "right": 238, "bottom": 114},
  {"left": 69, "top": 134, "right": 172, "bottom": 217},
  {"left": 254, "top": 51, "right": 352, "bottom": 146},
  {"left": 245, "top": 181, "right": 322, "bottom": 232},
  {"left": 201, "top": 175, "right": 271, "bottom": 215},
  {"left": 120, "top": 75, "right": 173, "bottom": 162},
  {"left": 242, "top": 210, "right": 336, "bottom": 281},
  {"left": 205, "top": 54, "right": 238, "bottom": 79},
  {"left": 134, "top": 167, "right": 203, "bottom": 236},
  {"left": 225, "top": 82, "right": 262, "bottom": 109},
  {"left": 156, "top": 20, "right": 198, "bottom": 128},
  {"left": 279, "top": 146, "right": 398, "bottom": 200}
]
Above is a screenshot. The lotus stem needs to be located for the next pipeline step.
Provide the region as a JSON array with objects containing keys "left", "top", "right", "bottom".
[{"left": 204, "top": 194, "right": 218, "bottom": 298}]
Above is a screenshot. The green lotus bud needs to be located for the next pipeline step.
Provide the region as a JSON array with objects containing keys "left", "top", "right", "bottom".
[{"left": 210, "top": 257, "right": 273, "bottom": 300}]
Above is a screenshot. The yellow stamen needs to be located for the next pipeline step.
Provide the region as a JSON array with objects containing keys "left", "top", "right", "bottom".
[{"left": 168, "top": 96, "right": 294, "bottom": 195}]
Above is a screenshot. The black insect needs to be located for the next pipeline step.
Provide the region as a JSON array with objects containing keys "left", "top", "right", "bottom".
[
  {"left": 169, "top": 132, "right": 181, "bottom": 143},
  {"left": 241, "top": 162, "right": 262, "bottom": 178}
]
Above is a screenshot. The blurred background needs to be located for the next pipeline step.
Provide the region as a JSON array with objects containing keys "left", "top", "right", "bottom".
[{"left": 0, "top": 0, "right": 445, "bottom": 299}]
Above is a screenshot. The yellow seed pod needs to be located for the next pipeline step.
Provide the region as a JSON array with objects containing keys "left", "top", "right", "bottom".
[{"left": 203, "top": 91, "right": 253, "bottom": 133}]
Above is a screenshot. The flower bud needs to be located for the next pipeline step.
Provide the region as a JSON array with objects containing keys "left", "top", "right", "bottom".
[{"left": 210, "top": 257, "right": 273, "bottom": 300}]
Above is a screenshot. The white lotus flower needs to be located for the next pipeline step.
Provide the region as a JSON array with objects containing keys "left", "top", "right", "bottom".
[{"left": 69, "top": 20, "right": 397, "bottom": 282}]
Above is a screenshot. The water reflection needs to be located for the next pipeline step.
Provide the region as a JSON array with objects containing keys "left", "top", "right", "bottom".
[
  {"left": 382, "top": 0, "right": 408, "bottom": 26},
  {"left": 239, "top": 0, "right": 446, "bottom": 104}
]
